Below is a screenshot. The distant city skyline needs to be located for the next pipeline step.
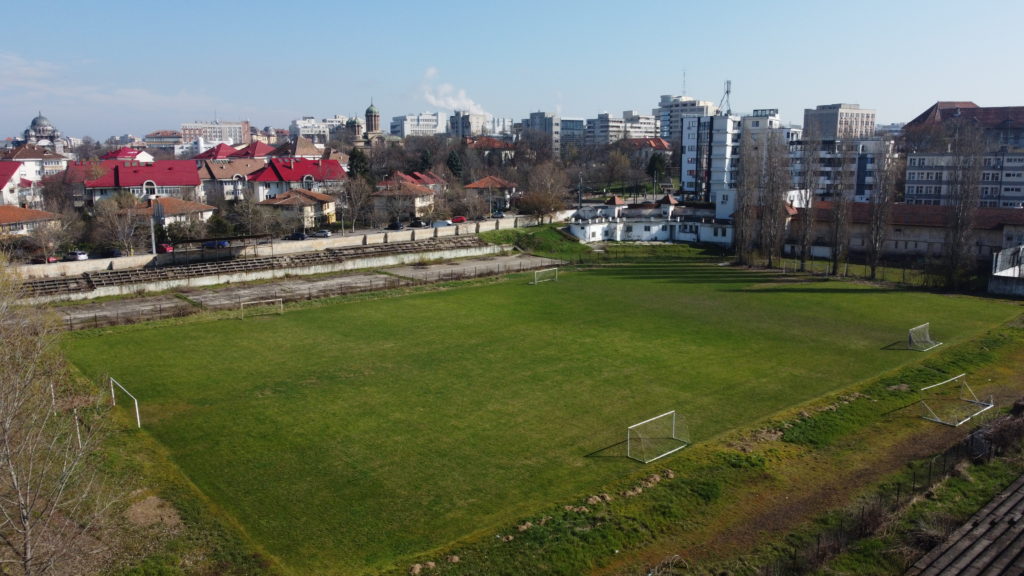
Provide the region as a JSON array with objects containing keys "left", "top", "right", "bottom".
[{"left": 2, "top": 0, "right": 1019, "bottom": 140}]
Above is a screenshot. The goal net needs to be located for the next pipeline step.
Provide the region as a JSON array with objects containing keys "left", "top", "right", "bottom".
[
  {"left": 919, "top": 373, "right": 995, "bottom": 427},
  {"left": 530, "top": 267, "right": 559, "bottom": 285},
  {"left": 240, "top": 298, "right": 284, "bottom": 318},
  {"left": 627, "top": 410, "right": 690, "bottom": 463},
  {"left": 908, "top": 322, "right": 942, "bottom": 351}
]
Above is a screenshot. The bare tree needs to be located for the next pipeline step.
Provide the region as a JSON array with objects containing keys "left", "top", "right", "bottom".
[
  {"left": 757, "top": 132, "right": 791, "bottom": 269},
  {"left": 519, "top": 162, "right": 568, "bottom": 222},
  {"left": 92, "top": 192, "right": 146, "bottom": 255},
  {"left": 828, "top": 142, "right": 856, "bottom": 275},
  {"left": 0, "top": 256, "right": 112, "bottom": 576},
  {"left": 866, "top": 142, "right": 900, "bottom": 279},
  {"left": 345, "top": 177, "right": 375, "bottom": 232},
  {"left": 733, "top": 129, "right": 759, "bottom": 266},
  {"left": 29, "top": 211, "right": 81, "bottom": 261},
  {"left": 795, "top": 126, "right": 822, "bottom": 271},
  {"left": 943, "top": 119, "right": 985, "bottom": 289}
]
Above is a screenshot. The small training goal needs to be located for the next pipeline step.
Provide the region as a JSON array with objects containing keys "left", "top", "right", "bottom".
[
  {"left": 627, "top": 410, "right": 690, "bottom": 463},
  {"left": 529, "top": 267, "right": 559, "bottom": 285},
  {"left": 919, "top": 373, "right": 995, "bottom": 427},
  {"left": 240, "top": 298, "right": 284, "bottom": 318},
  {"left": 109, "top": 377, "right": 141, "bottom": 428},
  {"left": 908, "top": 322, "right": 942, "bottom": 351}
]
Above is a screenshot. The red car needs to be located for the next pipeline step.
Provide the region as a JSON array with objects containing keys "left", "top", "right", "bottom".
[
  {"left": 451, "top": 216, "right": 467, "bottom": 223},
  {"left": 156, "top": 243, "right": 174, "bottom": 253}
]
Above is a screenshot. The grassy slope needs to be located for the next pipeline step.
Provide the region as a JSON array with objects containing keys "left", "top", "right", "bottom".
[{"left": 64, "top": 259, "right": 1020, "bottom": 575}]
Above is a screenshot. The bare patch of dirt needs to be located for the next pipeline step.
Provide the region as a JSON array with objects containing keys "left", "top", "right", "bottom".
[{"left": 126, "top": 495, "right": 182, "bottom": 531}]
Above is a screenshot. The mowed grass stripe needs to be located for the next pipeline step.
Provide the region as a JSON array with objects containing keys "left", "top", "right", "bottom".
[{"left": 63, "top": 262, "right": 1020, "bottom": 574}]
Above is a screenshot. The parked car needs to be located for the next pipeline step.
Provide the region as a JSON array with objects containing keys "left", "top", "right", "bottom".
[
  {"left": 431, "top": 220, "right": 452, "bottom": 228},
  {"left": 311, "top": 230, "right": 332, "bottom": 238},
  {"left": 285, "top": 232, "right": 308, "bottom": 241},
  {"left": 408, "top": 219, "right": 429, "bottom": 228},
  {"left": 63, "top": 250, "right": 89, "bottom": 261},
  {"left": 491, "top": 211, "right": 505, "bottom": 219},
  {"left": 156, "top": 243, "right": 174, "bottom": 253},
  {"left": 451, "top": 216, "right": 467, "bottom": 223},
  {"left": 385, "top": 221, "right": 405, "bottom": 231},
  {"left": 31, "top": 255, "right": 59, "bottom": 264},
  {"left": 202, "top": 240, "right": 230, "bottom": 248}
]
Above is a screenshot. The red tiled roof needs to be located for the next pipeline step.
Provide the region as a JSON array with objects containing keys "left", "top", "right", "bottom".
[
  {"left": 258, "top": 188, "right": 335, "bottom": 207},
  {"left": 19, "top": 178, "right": 32, "bottom": 188},
  {"left": 192, "top": 143, "right": 240, "bottom": 160},
  {"left": 373, "top": 181, "right": 434, "bottom": 197},
  {"left": 0, "top": 205, "right": 60, "bottom": 225},
  {"left": 658, "top": 194, "right": 678, "bottom": 205},
  {"left": 621, "top": 138, "right": 672, "bottom": 151},
  {"left": 0, "top": 162, "right": 20, "bottom": 185},
  {"left": 247, "top": 158, "right": 346, "bottom": 183},
  {"left": 100, "top": 147, "right": 143, "bottom": 160},
  {"left": 83, "top": 160, "right": 200, "bottom": 188},
  {"left": 268, "top": 136, "right": 321, "bottom": 158},
  {"left": 465, "top": 175, "right": 515, "bottom": 189},
  {"left": 905, "top": 101, "right": 1024, "bottom": 132},
  {"left": 467, "top": 136, "right": 514, "bottom": 150},
  {"left": 605, "top": 195, "right": 627, "bottom": 206},
  {"left": 0, "top": 143, "right": 64, "bottom": 161},
  {"left": 230, "top": 141, "right": 276, "bottom": 158}
]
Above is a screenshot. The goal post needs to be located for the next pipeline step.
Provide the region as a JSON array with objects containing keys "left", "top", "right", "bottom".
[
  {"left": 240, "top": 298, "right": 284, "bottom": 318},
  {"left": 109, "top": 377, "right": 141, "bottom": 428},
  {"left": 530, "top": 267, "right": 559, "bottom": 285},
  {"left": 919, "top": 373, "right": 994, "bottom": 427},
  {"left": 908, "top": 322, "right": 942, "bottom": 352},
  {"left": 627, "top": 410, "right": 690, "bottom": 464}
]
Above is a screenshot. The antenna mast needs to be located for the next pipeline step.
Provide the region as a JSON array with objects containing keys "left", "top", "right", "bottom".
[{"left": 718, "top": 80, "right": 732, "bottom": 116}]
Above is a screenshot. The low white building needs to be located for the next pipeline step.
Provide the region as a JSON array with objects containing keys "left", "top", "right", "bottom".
[
  {"left": 566, "top": 196, "right": 733, "bottom": 246},
  {"left": 391, "top": 112, "right": 444, "bottom": 138}
]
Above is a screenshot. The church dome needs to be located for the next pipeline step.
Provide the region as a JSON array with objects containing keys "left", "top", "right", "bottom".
[
  {"left": 30, "top": 113, "right": 53, "bottom": 129},
  {"left": 365, "top": 103, "right": 379, "bottom": 116}
]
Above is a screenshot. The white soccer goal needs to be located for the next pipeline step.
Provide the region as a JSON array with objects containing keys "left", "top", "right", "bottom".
[
  {"left": 530, "top": 267, "right": 559, "bottom": 285},
  {"left": 109, "top": 377, "right": 141, "bottom": 428},
  {"left": 908, "top": 322, "right": 942, "bottom": 351},
  {"left": 240, "top": 298, "right": 284, "bottom": 318},
  {"left": 627, "top": 410, "right": 690, "bottom": 463},
  {"left": 919, "top": 373, "right": 995, "bottom": 427}
]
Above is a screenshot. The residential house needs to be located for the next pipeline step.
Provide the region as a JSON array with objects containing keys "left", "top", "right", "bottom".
[
  {"left": 372, "top": 180, "right": 435, "bottom": 221},
  {"left": 100, "top": 147, "right": 155, "bottom": 163},
  {"left": 139, "top": 196, "right": 217, "bottom": 227},
  {"left": 197, "top": 159, "right": 267, "bottom": 203},
  {"left": 466, "top": 137, "right": 515, "bottom": 165},
  {"left": 246, "top": 158, "right": 346, "bottom": 201},
  {"left": 192, "top": 143, "right": 240, "bottom": 160},
  {"left": 269, "top": 136, "right": 324, "bottom": 160},
  {"left": 70, "top": 160, "right": 203, "bottom": 205},
  {"left": 0, "top": 143, "right": 68, "bottom": 184},
  {"left": 0, "top": 162, "right": 26, "bottom": 206},
  {"left": 0, "top": 205, "right": 60, "bottom": 236},
  {"left": 465, "top": 175, "right": 515, "bottom": 211},
  {"left": 258, "top": 188, "right": 336, "bottom": 230},
  {"left": 230, "top": 141, "right": 277, "bottom": 160},
  {"left": 618, "top": 138, "right": 672, "bottom": 171}
]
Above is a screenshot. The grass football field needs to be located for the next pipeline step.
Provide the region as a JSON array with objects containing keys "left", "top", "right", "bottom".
[{"left": 63, "top": 259, "right": 1021, "bottom": 574}]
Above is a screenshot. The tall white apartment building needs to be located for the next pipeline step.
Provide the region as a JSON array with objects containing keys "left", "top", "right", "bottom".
[
  {"left": 290, "top": 115, "right": 348, "bottom": 143},
  {"left": 653, "top": 95, "right": 719, "bottom": 149},
  {"left": 449, "top": 110, "right": 488, "bottom": 138},
  {"left": 180, "top": 120, "right": 251, "bottom": 145},
  {"left": 803, "top": 103, "right": 876, "bottom": 140},
  {"left": 391, "top": 112, "right": 444, "bottom": 138},
  {"left": 585, "top": 113, "right": 625, "bottom": 146},
  {"left": 623, "top": 111, "right": 658, "bottom": 139}
]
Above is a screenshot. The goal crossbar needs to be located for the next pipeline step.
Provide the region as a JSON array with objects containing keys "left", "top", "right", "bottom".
[
  {"left": 908, "top": 322, "right": 942, "bottom": 352},
  {"left": 529, "top": 267, "right": 559, "bottom": 285},
  {"left": 918, "top": 373, "right": 995, "bottom": 427},
  {"left": 109, "top": 377, "right": 141, "bottom": 428},
  {"left": 240, "top": 298, "right": 284, "bottom": 317},
  {"left": 627, "top": 410, "right": 690, "bottom": 463}
]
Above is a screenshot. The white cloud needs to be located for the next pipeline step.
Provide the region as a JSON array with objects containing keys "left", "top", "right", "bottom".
[{"left": 420, "top": 68, "right": 490, "bottom": 117}]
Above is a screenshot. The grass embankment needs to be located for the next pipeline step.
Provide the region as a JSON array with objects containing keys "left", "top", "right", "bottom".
[{"left": 62, "top": 243, "right": 1023, "bottom": 575}]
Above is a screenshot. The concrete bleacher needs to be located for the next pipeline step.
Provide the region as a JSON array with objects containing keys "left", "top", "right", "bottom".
[{"left": 20, "top": 236, "right": 495, "bottom": 301}]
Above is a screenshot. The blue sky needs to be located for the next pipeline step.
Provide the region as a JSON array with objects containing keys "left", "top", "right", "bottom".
[{"left": 2, "top": 0, "right": 1019, "bottom": 140}]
